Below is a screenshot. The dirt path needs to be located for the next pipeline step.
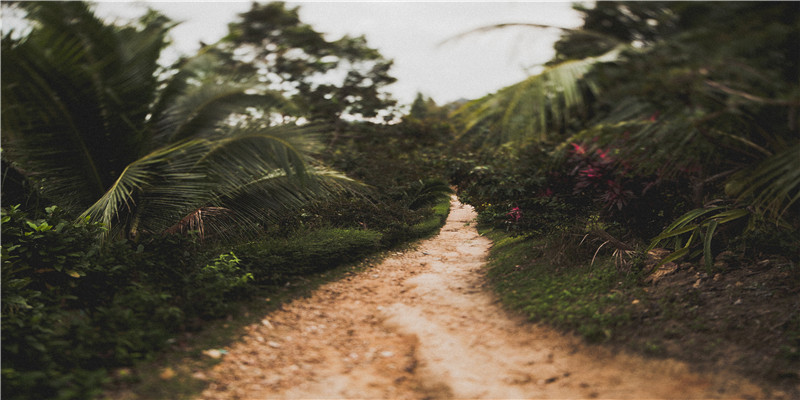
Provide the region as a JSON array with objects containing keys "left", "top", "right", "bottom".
[{"left": 198, "top": 196, "right": 764, "bottom": 399}]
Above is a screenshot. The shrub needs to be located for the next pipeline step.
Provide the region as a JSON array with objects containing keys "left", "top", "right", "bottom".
[
  {"left": 185, "top": 252, "right": 254, "bottom": 319},
  {"left": 234, "top": 228, "right": 384, "bottom": 283},
  {"left": 0, "top": 205, "right": 256, "bottom": 399}
]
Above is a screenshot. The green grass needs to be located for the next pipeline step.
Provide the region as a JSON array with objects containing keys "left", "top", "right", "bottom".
[
  {"left": 234, "top": 228, "right": 384, "bottom": 284},
  {"left": 408, "top": 197, "right": 451, "bottom": 238},
  {"left": 482, "top": 229, "right": 643, "bottom": 343}
]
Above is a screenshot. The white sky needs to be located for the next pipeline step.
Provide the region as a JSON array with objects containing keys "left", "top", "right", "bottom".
[{"left": 90, "top": 1, "right": 585, "bottom": 106}]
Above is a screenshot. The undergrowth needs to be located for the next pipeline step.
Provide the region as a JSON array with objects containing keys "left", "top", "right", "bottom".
[
  {"left": 101, "top": 197, "right": 450, "bottom": 399},
  {"left": 2, "top": 197, "right": 450, "bottom": 400}
]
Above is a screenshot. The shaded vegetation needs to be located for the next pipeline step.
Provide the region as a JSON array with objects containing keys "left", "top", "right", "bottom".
[
  {"left": 451, "top": 1, "right": 799, "bottom": 394},
  {"left": 1, "top": 2, "right": 450, "bottom": 399},
  {"left": 3, "top": 0, "right": 799, "bottom": 398}
]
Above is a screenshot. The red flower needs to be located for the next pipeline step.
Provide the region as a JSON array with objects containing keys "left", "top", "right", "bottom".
[{"left": 570, "top": 143, "right": 586, "bottom": 155}]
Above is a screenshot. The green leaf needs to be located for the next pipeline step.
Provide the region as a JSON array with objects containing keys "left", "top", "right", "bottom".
[
  {"left": 703, "top": 220, "right": 718, "bottom": 271},
  {"left": 656, "top": 246, "right": 690, "bottom": 267}
]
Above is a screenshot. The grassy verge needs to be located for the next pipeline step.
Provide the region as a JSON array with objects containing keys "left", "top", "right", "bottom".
[
  {"left": 481, "top": 229, "right": 646, "bottom": 343},
  {"left": 482, "top": 228, "right": 800, "bottom": 397},
  {"left": 408, "top": 197, "right": 451, "bottom": 239}
]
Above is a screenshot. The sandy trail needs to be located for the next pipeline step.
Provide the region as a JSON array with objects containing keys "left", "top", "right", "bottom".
[{"left": 198, "top": 196, "right": 763, "bottom": 399}]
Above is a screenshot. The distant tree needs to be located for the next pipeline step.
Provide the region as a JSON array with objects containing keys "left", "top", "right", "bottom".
[
  {"left": 214, "top": 2, "right": 398, "bottom": 123},
  {"left": 409, "top": 93, "right": 429, "bottom": 120}
]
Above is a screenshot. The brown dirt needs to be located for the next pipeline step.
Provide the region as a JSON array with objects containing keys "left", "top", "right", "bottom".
[
  {"left": 196, "top": 196, "right": 767, "bottom": 399},
  {"left": 620, "top": 252, "right": 800, "bottom": 397}
]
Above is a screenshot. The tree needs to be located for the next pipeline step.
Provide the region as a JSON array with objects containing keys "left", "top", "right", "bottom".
[
  {"left": 214, "top": 2, "right": 398, "bottom": 123},
  {"left": 409, "top": 93, "right": 430, "bottom": 120},
  {"left": 1, "top": 1, "right": 352, "bottom": 241}
]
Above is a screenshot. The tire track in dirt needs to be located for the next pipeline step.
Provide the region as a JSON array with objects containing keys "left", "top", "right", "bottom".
[{"left": 198, "top": 196, "right": 765, "bottom": 399}]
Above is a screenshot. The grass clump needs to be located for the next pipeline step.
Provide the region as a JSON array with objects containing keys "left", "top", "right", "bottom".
[
  {"left": 482, "top": 229, "right": 643, "bottom": 343},
  {"left": 407, "top": 196, "right": 451, "bottom": 239}
]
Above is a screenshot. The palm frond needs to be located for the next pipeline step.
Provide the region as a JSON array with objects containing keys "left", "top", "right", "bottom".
[
  {"left": 2, "top": 31, "right": 108, "bottom": 208},
  {"left": 209, "top": 167, "right": 360, "bottom": 241},
  {"left": 1, "top": 2, "right": 171, "bottom": 209},
  {"left": 453, "top": 47, "right": 622, "bottom": 147},
  {"left": 80, "top": 140, "right": 211, "bottom": 238},
  {"left": 439, "top": 23, "right": 620, "bottom": 48},
  {"left": 725, "top": 142, "right": 800, "bottom": 221},
  {"left": 153, "top": 83, "right": 287, "bottom": 145},
  {"left": 82, "top": 125, "right": 358, "bottom": 240}
]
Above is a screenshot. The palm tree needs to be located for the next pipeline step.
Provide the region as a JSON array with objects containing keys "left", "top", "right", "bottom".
[{"left": 2, "top": 2, "right": 352, "bottom": 241}]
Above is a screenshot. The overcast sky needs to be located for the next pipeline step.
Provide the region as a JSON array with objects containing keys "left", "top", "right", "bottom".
[{"left": 91, "top": 1, "right": 584, "bottom": 106}]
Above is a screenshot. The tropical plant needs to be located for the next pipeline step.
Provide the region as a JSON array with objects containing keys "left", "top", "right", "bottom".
[
  {"left": 450, "top": 2, "right": 799, "bottom": 265},
  {"left": 453, "top": 46, "right": 621, "bottom": 146},
  {"left": 1, "top": 2, "right": 353, "bottom": 241}
]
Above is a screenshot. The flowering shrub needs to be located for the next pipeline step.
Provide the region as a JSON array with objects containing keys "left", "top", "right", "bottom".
[
  {"left": 505, "top": 206, "right": 523, "bottom": 231},
  {"left": 566, "top": 141, "right": 634, "bottom": 212},
  {"left": 507, "top": 207, "right": 522, "bottom": 223}
]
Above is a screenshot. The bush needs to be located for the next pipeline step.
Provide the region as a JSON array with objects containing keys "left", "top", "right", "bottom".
[
  {"left": 185, "top": 253, "right": 254, "bottom": 319},
  {"left": 0, "top": 206, "right": 256, "bottom": 400},
  {"left": 234, "top": 228, "right": 383, "bottom": 284}
]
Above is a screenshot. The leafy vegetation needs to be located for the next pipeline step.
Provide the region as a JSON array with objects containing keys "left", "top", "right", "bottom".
[
  {"left": 1, "top": 2, "right": 449, "bottom": 399},
  {"left": 1, "top": 2, "right": 353, "bottom": 241},
  {"left": 451, "top": 1, "right": 799, "bottom": 267},
  {"left": 2, "top": 0, "right": 799, "bottom": 398},
  {"left": 451, "top": 1, "right": 799, "bottom": 391}
]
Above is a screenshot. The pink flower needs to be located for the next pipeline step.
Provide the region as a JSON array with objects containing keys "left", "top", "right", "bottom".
[
  {"left": 507, "top": 207, "right": 522, "bottom": 223},
  {"left": 571, "top": 143, "right": 586, "bottom": 155},
  {"left": 579, "top": 165, "right": 602, "bottom": 179}
]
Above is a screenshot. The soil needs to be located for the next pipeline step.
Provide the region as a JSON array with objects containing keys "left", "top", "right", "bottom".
[
  {"left": 193, "top": 196, "right": 772, "bottom": 399},
  {"left": 620, "top": 250, "right": 800, "bottom": 397}
]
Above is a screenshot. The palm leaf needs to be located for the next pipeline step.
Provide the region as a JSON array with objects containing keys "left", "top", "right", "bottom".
[
  {"left": 153, "top": 84, "right": 287, "bottom": 145},
  {"left": 2, "top": 2, "right": 171, "bottom": 209},
  {"left": 80, "top": 140, "right": 211, "bottom": 238},
  {"left": 725, "top": 142, "right": 800, "bottom": 220},
  {"left": 453, "top": 47, "right": 622, "bottom": 147},
  {"left": 82, "top": 125, "right": 354, "bottom": 240}
]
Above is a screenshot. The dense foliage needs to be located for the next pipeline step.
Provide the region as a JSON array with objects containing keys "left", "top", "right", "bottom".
[
  {"left": 452, "top": 1, "right": 800, "bottom": 268},
  {"left": 1, "top": 206, "right": 251, "bottom": 399},
  {"left": 1, "top": 2, "right": 449, "bottom": 399}
]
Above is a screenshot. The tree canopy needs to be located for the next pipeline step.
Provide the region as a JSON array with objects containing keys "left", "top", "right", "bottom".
[{"left": 213, "top": 2, "right": 398, "bottom": 123}]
